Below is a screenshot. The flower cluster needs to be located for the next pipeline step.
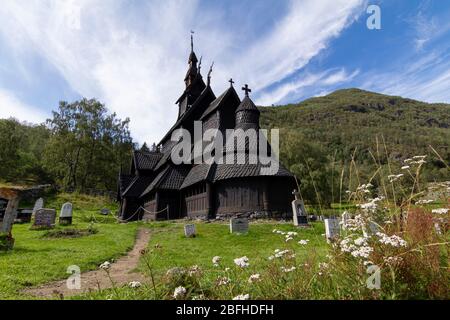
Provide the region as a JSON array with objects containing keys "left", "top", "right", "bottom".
[
  {"left": 376, "top": 232, "right": 407, "bottom": 247},
  {"left": 248, "top": 274, "right": 261, "bottom": 283},
  {"left": 99, "top": 261, "right": 111, "bottom": 270},
  {"left": 340, "top": 236, "right": 373, "bottom": 259},
  {"left": 268, "top": 249, "right": 292, "bottom": 260},
  {"left": 234, "top": 256, "right": 250, "bottom": 268},
  {"left": 128, "top": 281, "right": 141, "bottom": 288},
  {"left": 415, "top": 199, "right": 434, "bottom": 205},
  {"left": 188, "top": 265, "right": 202, "bottom": 276},
  {"left": 233, "top": 294, "right": 250, "bottom": 300},
  {"left": 357, "top": 183, "right": 373, "bottom": 194},
  {"left": 298, "top": 239, "right": 309, "bottom": 245},
  {"left": 212, "top": 256, "right": 221, "bottom": 267},
  {"left": 357, "top": 197, "right": 384, "bottom": 213},
  {"left": 217, "top": 276, "right": 231, "bottom": 286},
  {"left": 281, "top": 266, "right": 296, "bottom": 273},
  {"left": 388, "top": 174, "right": 404, "bottom": 183},
  {"left": 173, "top": 286, "right": 187, "bottom": 299},
  {"left": 432, "top": 208, "right": 449, "bottom": 215}
]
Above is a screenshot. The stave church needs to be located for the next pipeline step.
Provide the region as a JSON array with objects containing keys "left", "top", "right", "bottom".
[{"left": 117, "top": 36, "right": 297, "bottom": 221}]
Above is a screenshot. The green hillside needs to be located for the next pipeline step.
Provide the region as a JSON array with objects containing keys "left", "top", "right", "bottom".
[{"left": 260, "top": 88, "right": 449, "bottom": 204}]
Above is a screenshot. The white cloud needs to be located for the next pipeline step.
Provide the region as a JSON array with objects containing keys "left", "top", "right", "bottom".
[
  {"left": 0, "top": 0, "right": 365, "bottom": 143},
  {"left": 0, "top": 89, "right": 47, "bottom": 123}
]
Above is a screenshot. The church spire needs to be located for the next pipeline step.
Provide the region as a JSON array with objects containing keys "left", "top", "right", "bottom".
[{"left": 185, "top": 31, "right": 198, "bottom": 87}]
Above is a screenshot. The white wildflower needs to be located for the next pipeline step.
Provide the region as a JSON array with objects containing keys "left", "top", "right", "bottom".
[
  {"left": 233, "top": 294, "right": 250, "bottom": 300},
  {"left": 281, "top": 266, "right": 296, "bottom": 273},
  {"left": 415, "top": 199, "right": 434, "bottom": 205},
  {"left": 401, "top": 165, "right": 410, "bottom": 170},
  {"left": 234, "top": 256, "right": 250, "bottom": 268},
  {"left": 376, "top": 232, "right": 407, "bottom": 247},
  {"left": 217, "top": 276, "right": 231, "bottom": 286},
  {"left": 99, "top": 261, "right": 111, "bottom": 270},
  {"left": 354, "top": 237, "right": 368, "bottom": 246},
  {"left": 212, "top": 256, "right": 221, "bottom": 267},
  {"left": 298, "top": 239, "right": 309, "bottom": 245},
  {"left": 350, "top": 246, "right": 373, "bottom": 259},
  {"left": 188, "top": 265, "right": 201, "bottom": 276},
  {"left": 248, "top": 274, "right": 261, "bottom": 283},
  {"left": 128, "top": 281, "right": 141, "bottom": 289},
  {"left": 432, "top": 208, "right": 449, "bottom": 215},
  {"left": 173, "top": 286, "right": 187, "bottom": 299}
]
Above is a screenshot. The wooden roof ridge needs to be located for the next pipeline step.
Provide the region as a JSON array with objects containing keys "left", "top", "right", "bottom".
[
  {"left": 159, "top": 85, "right": 216, "bottom": 146},
  {"left": 200, "top": 85, "right": 241, "bottom": 120},
  {"left": 140, "top": 166, "right": 170, "bottom": 198}
]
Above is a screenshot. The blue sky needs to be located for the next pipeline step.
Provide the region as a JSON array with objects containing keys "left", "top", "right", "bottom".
[{"left": 1, "top": 0, "right": 450, "bottom": 143}]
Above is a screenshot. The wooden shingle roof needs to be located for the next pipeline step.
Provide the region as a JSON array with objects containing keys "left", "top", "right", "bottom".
[{"left": 133, "top": 150, "right": 163, "bottom": 171}]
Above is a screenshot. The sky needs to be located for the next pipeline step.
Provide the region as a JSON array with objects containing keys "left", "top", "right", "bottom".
[{"left": 1, "top": 0, "right": 450, "bottom": 144}]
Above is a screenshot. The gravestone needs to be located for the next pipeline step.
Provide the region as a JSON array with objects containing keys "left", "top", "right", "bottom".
[
  {"left": 184, "top": 224, "right": 196, "bottom": 238},
  {"left": 32, "top": 208, "right": 56, "bottom": 229},
  {"left": 100, "top": 208, "right": 110, "bottom": 216},
  {"left": 340, "top": 211, "right": 351, "bottom": 230},
  {"left": 324, "top": 218, "right": 340, "bottom": 243},
  {"left": 59, "top": 202, "right": 73, "bottom": 225},
  {"left": 32, "top": 198, "right": 44, "bottom": 215},
  {"left": 230, "top": 217, "right": 249, "bottom": 234},
  {"left": 291, "top": 190, "right": 309, "bottom": 226}
]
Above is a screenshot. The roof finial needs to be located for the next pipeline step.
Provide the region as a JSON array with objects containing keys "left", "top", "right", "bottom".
[
  {"left": 207, "top": 61, "right": 214, "bottom": 86},
  {"left": 190, "top": 30, "right": 194, "bottom": 52},
  {"left": 198, "top": 56, "right": 202, "bottom": 73},
  {"left": 229, "top": 78, "right": 235, "bottom": 87},
  {"left": 242, "top": 84, "right": 252, "bottom": 97}
]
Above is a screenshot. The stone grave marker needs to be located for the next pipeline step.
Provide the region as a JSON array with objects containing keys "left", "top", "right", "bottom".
[
  {"left": 100, "top": 208, "right": 110, "bottom": 216},
  {"left": 340, "top": 211, "right": 351, "bottom": 230},
  {"left": 32, "top": 208, "right": 56, "bottom": 229},
  {"left": 32, "top": 198, "right": 44, "bottom": 215},
  {"left": 291, "top": 190, "right": 309, "bottom": 226},
  {"left": 230, "top": 217, "right": 249, "bottom": 234},
  {"left": 184, "top": 224, "right": 196, "bottom": 238},
  {"left": 324, "top": 218, "right": 340, "bottom": 243},
  {"left": 59, "top": 202, "right": 73, "bottom": 225}
]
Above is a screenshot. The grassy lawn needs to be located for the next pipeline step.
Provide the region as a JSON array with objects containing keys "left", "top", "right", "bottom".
[
  {"left": 0, "top": 194, "right": 139, "bottom": 300},
  {"left": 78, "top": 220, "right": 329, "bottom": 300},
  {"left": 143, "top": 221, "right": 327, "bottom": 274}
]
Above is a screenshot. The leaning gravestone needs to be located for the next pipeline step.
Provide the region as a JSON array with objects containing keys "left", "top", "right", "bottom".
[
  {"left": 59, "top": 202, "right": 73, "bottom": 225},
  {"left": 324, "top": 218, "right": 340, "bottom": 243},
  {"left": 291, "top": 190, "right": 309, "bottom": 226},
  {"left": 184, "top": 224, "right": 196, "bottom": 238},
  {"left": 32, "top": 198, "right": 44, "bottom": 215},
  {"left": 32, "top": 208, "right": 56, "bottom": 229},
  {"left": 230, "top": 217, "right": 249, "bottom": 234}
]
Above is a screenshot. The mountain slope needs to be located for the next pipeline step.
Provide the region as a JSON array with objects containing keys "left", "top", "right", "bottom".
[{"left": 259, "top": 88, "right": 450, "bottom": 182}]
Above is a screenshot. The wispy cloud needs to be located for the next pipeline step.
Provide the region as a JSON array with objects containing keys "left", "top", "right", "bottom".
[
  {"left": 0, "top": 88, "right": 47, "bottom": 123},
  {"left": 0, "top": 0, "right": 365, "bottom": 143}
]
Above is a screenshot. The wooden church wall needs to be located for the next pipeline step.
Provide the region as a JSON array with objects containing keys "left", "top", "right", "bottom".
[{"left": 214, "top": 178, "right": 265, "bottom": 214}]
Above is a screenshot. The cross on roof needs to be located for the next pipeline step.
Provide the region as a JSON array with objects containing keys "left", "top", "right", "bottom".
[
  {"left": 229, "top": 78, "right": 234, "bottom": 87},
  {"left": 242, "top": 84, "right": 251, "bottom": 96}
]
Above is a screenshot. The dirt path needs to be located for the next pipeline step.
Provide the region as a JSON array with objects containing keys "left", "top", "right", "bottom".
[{"left": 24, "top": 228, "right": 151, "bottom": 299}]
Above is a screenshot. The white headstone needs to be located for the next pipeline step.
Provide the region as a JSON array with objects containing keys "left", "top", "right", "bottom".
[
  {"left": 184, "top": 224, "right": 196, "bottom": 237},
  {"left": 230, "top": 217, "right": 249, "bottom": 234},
  {"left": 60, "top": 202, "right": 73, "bottom": 218},
  {"left": 32, "top": 198, "right": 44, "bottom": 214},
  {"left": 341, "top": 211, "right": 351, "bottom": 230},
  {"left": 324, "top": 218, "right": 340, "bottom": 243}
]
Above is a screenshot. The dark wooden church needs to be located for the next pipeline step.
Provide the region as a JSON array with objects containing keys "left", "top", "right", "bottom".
[{"left": 117, "top": 37, "right": 297, "bottom": 221}]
